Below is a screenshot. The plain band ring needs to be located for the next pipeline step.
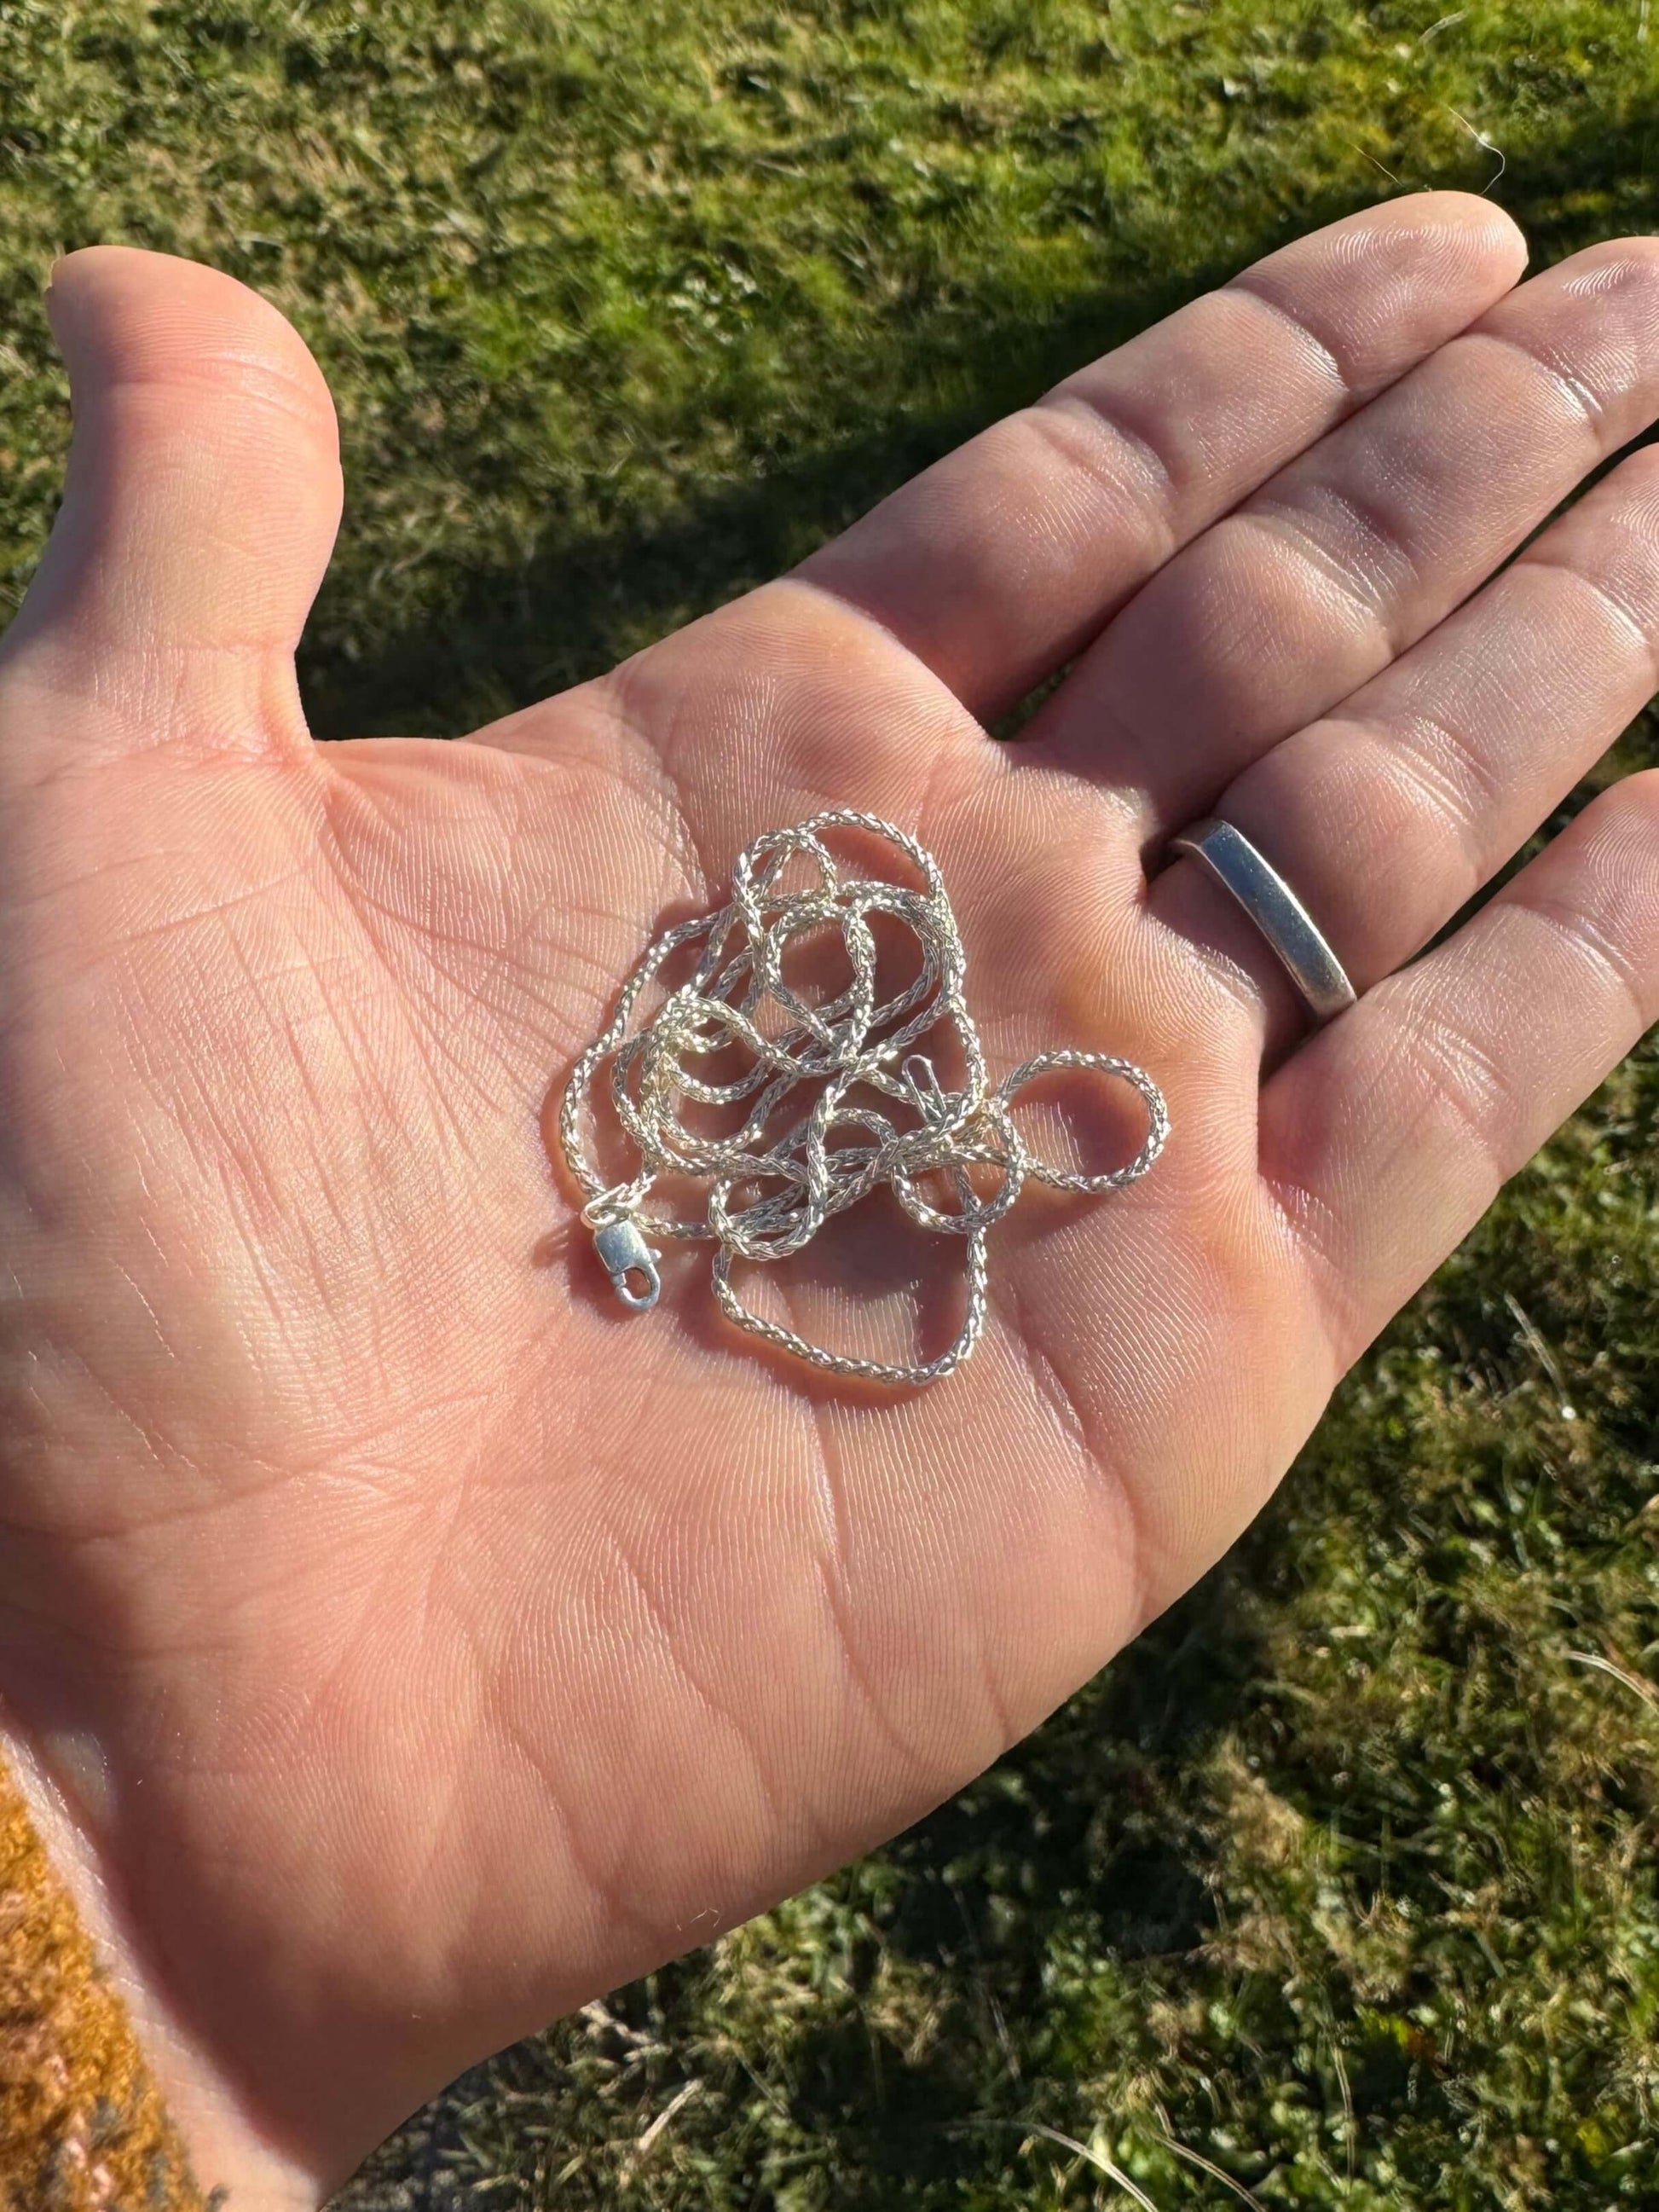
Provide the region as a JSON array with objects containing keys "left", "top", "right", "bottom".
[{"left": 1167, "top": 817, "right": 1357, "bottom": 1026}]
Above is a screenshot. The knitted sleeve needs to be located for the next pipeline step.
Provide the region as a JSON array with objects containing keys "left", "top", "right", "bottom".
[{"left": 0, "top": 1757, "right": 211, "bottom": 2212}]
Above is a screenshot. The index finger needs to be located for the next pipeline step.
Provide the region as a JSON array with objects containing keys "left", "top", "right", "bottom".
[{"left": 796, "top": 193, "right": 1526, "bottom": 724}]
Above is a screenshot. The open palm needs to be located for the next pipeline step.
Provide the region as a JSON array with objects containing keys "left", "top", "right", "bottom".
[{"left": 3, "top": 203, "right": 1658, "bottom": 2204}]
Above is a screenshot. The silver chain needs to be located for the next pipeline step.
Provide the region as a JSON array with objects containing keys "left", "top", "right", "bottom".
[{"left": 558, "top": 810, "right": 1169, "bottom": 1386}]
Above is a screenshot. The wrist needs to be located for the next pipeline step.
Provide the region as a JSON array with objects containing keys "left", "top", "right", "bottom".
[{"left": 0, "top": 1716, "right": 323, "bottom": 2212}]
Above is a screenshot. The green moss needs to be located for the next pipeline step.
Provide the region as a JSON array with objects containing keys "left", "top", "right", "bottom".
[{"left": 0, "top": 5, "right": 1652, "bottom": 2207}]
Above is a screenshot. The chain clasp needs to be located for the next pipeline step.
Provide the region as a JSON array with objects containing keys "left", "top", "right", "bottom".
[{"left": 582, "top": 1198, "right": 662, "bottom": 1312}]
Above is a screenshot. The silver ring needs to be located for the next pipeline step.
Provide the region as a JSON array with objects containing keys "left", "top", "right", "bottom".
[{"left": 1167, "top": 817, "right": 1356, "bottom": 1026}]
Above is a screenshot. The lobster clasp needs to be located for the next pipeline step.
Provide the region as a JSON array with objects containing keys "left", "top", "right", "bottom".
[{"left": 588, "top": 1212, "right": 662, "bottom": 1312}]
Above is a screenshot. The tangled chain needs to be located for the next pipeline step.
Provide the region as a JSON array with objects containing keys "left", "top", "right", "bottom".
[{"left": 558, "top": 811, "right": 1169, "bottom": 1386}]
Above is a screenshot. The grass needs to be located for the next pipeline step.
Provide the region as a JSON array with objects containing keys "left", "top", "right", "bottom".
[{"left": 0, "top": 3, "right": 1655, "bottom": 2206}]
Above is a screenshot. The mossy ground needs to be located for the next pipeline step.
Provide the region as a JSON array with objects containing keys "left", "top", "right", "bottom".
[{"left": 0, "top": 5, "right": 1654, "bottom": 2207}]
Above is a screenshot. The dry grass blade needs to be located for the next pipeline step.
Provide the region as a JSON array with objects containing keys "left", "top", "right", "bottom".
[
  {"left": 1154, "top": 2130, "right": 1269, "bottom": 2211},
  {"left": 1021, "top": 2121, "right": 1164, "bottom": 2212},
  {"left": 1566, "top": 1651, "right": 1659, "bottom": 1719}
]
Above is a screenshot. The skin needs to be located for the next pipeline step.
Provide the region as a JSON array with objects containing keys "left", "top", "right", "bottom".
[{"left": 0, "top": 195, "right": 1656, "bottom": 2206}]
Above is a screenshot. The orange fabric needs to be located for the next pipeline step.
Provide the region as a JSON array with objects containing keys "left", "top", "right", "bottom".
[{"left": 0, "top": 1759, "right": 209, "bottom": 2211}]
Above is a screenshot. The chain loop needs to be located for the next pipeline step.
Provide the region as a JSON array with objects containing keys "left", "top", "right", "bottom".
[{"left": 558, "top": 812, "right": 1169, "bottom": 1385}]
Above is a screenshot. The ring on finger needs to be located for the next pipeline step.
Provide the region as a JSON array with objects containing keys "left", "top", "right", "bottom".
[{"left": 1167, "top": 816, "right": 1357, "bottom": 1028}]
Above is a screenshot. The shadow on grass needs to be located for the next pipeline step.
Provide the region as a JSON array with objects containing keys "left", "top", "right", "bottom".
[
  {"left": 298, "top": 269, "right": 1200, "bottom": 741},
  {"left": 332, "top": 98, "right": 1659, "bottom": 2212},
  {"left": 303, "top": 104, "right": 1659, "bottom": 750}
]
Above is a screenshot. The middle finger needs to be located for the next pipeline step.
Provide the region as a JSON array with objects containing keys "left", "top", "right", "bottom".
[{"left": 1020, "top": 237, "right": 1659, "bottom": 839}]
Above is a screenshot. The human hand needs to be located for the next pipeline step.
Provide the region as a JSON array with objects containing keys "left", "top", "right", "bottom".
[{"left": 1, "top": 200, "right": 1656, "bottom": 2203}]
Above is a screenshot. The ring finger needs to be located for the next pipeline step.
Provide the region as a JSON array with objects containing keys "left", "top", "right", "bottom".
[{"left": 1149, "top": 438, "right": 1659, "bottom": 1055}]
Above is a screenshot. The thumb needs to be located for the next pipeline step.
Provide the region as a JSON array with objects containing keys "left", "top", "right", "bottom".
[{"left": 1, "top": 246, "right": 343, "bottom": 757}]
